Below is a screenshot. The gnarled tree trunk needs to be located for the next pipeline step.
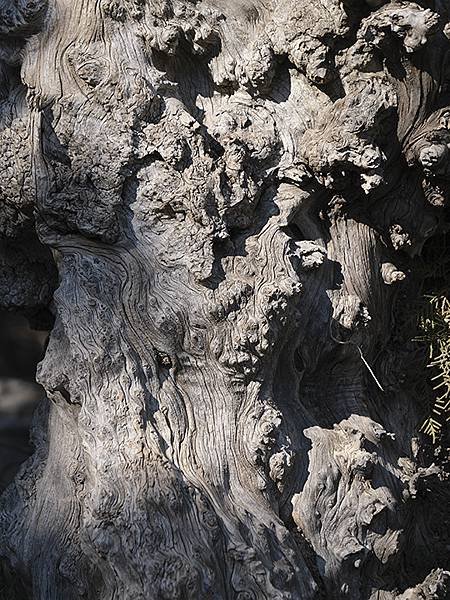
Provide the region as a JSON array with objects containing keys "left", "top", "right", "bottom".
[{"left": 0, "top": 1, "right": 449, "bottom": 598}]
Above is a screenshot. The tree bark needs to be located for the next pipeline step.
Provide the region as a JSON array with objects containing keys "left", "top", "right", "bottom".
[{"left": 0, "top": 1, "right": 449, "bottom": 599}]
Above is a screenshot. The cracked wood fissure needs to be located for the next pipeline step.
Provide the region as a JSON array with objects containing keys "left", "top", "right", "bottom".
[{"left": 0, "top": 1, "right": 449, "bottom": 599}]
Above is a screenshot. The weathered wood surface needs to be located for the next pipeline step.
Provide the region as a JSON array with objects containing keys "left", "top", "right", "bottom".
[{"left": 0, "top": 1, "right": 449, "bottom": 598}]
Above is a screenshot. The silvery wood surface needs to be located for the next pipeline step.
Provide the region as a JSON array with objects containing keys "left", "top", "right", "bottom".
[{"left": 0, "top": 1, "right": 449, "bottom": 598}]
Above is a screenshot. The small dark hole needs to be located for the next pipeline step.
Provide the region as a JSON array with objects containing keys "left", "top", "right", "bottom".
[
  {"left": 294, "top": 347, "right": 305, "bottom": 373},
  {"left": 283, "top": 222, "right": 305, "bottom": 241}
]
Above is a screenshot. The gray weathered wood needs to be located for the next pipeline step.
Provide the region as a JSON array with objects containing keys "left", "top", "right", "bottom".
[{"left": 0, "top": 1, "right": 449, "bottom": 598}]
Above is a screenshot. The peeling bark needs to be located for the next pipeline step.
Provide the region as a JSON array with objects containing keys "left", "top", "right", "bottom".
[{"left": 0, "top": 1, "right": 449, "bottom": 599}]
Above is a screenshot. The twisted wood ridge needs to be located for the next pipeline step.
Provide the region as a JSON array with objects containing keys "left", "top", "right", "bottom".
[{"left": 0, "top": 1, "right": 449, "bottom": 598}]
